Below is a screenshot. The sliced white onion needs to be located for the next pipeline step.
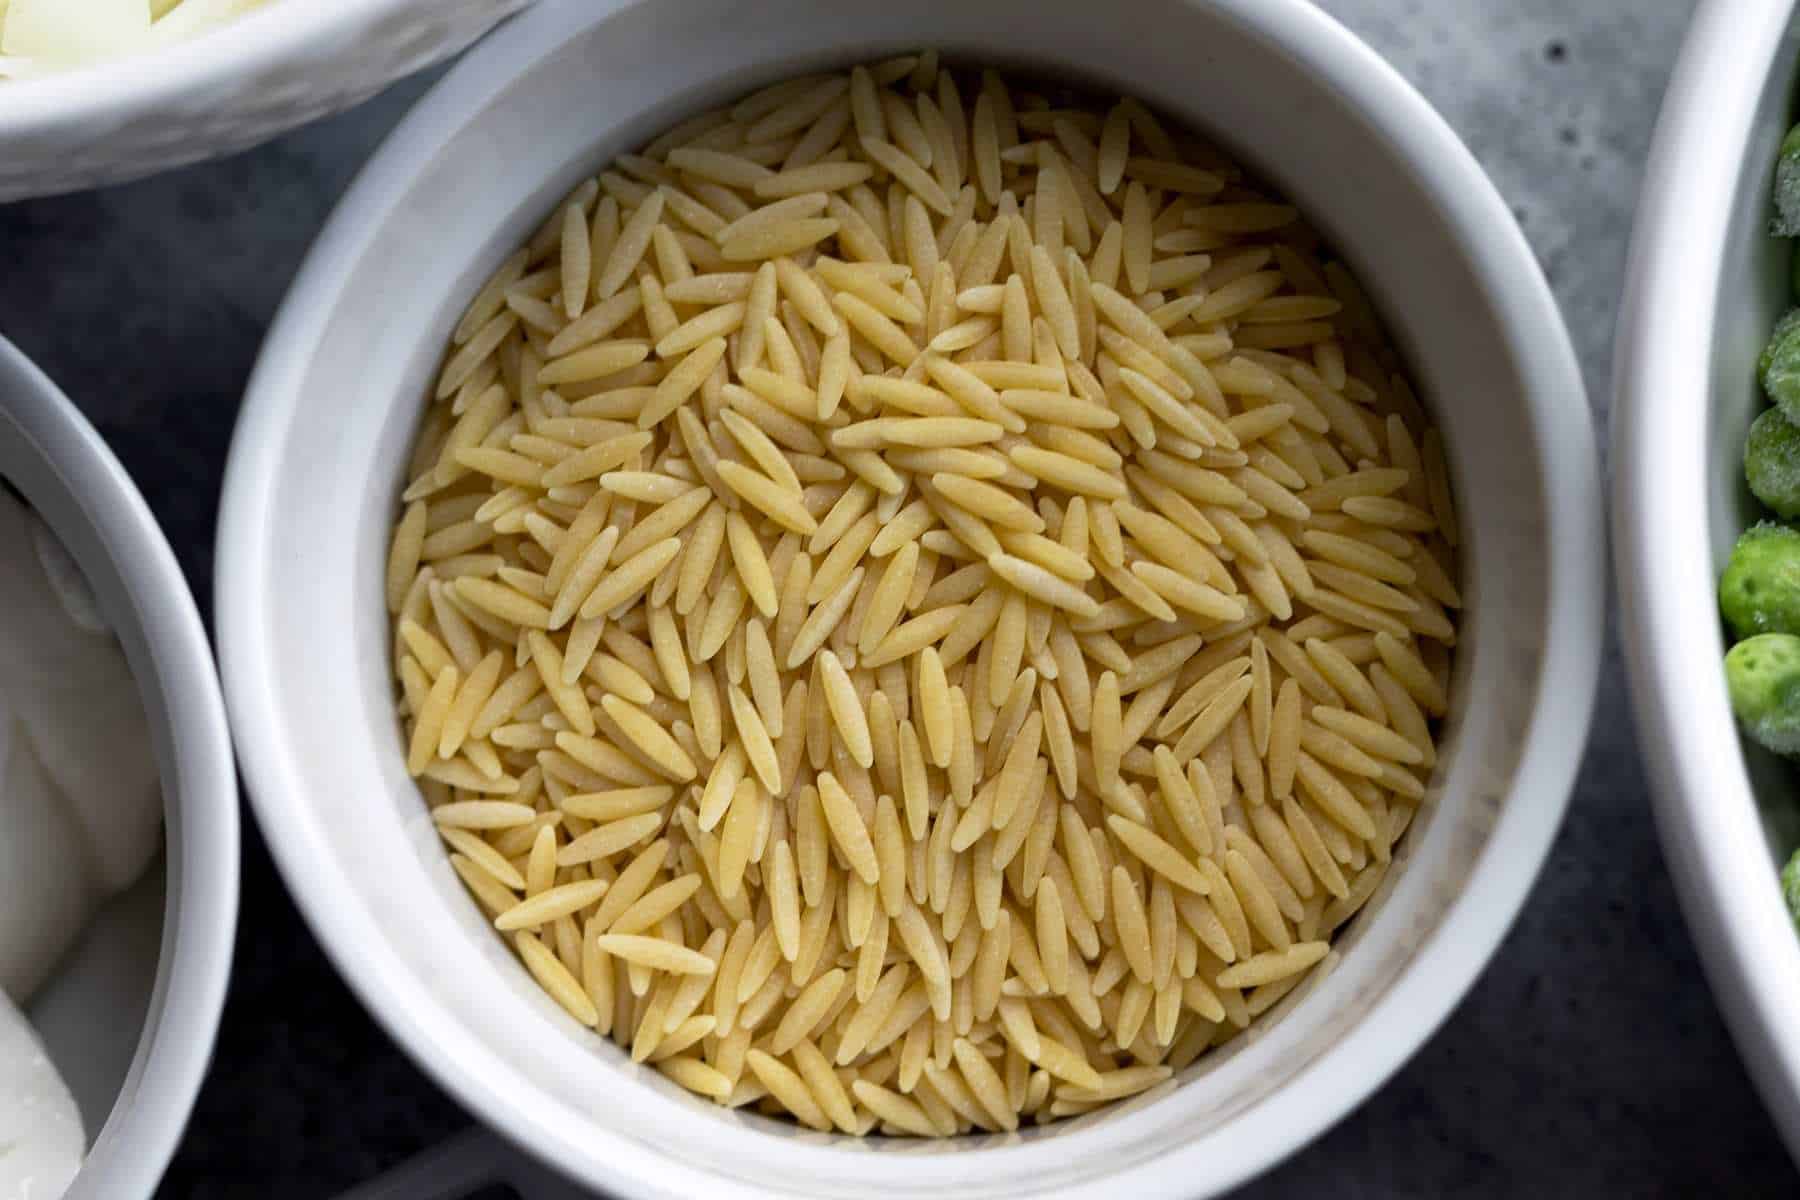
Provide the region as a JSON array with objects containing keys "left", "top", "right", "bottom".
[
  {"left": 1, "top": 0, "right": 152, "bottom": 65},
  {"left": 0, "top": 0, "right": 268, "bottom": 72}
]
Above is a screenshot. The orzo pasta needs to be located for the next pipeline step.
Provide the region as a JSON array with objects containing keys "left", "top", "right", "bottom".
[{"left": 388, "top": 52, "right": 1460, "bottom": 1136}]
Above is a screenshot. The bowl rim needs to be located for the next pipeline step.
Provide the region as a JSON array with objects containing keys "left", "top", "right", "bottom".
[
  {"left": 217, "top": 0, "right": 1602, "bottom": 1194},
  {"left": 1613, "top": 0, "right": 1800, "bottom": 1165},
  {"left": 0, "top": 0, "right": 427, "bottom": 131},
  {"left": 0, "top": 334, "right": 239, "bottom": 1197}
]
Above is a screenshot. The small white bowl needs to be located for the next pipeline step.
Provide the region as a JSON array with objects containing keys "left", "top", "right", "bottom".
[
  {"left": 0, "top": 335, "right": 238, "bottom": 1197},
  {"left": 0, "top": 0, "right": 529, "bottom": 202},
  {"left": 1614, "top": 0, "right": 1800, "bottom": 1162},
  {"left": 218, "top": 1, "right": 1603, "bottom": 1195}
]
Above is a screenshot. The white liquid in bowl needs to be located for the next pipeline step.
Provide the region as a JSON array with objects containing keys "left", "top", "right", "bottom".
[
  {"left": 0, "top": 988, "right": 83, "bottom": 1200},
  {"left": 0, "top": 485, "right": 165, "bottom": 1196}
]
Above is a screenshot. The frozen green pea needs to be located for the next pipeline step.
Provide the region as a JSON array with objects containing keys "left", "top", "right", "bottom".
[
  {"left": 1746, "top": 408, "right": 1800, "bottom": 519},
  {"left": 1761, "top": 308, "right": 1800, "bottom": 380},
  {"left": 1783, "top": 849, "right": 1800, "bottom": 933},
  {"left": 1719, "top": 523, "right": 1800, "bottom": 639},
  {"left": 1726, "top": 632, "right": 1800, "bottom": 755},
  {"left": 1774, "top": 123, "right": 1800, "bottom": 236},
  {"left": 1762, "top": 309, "right": 1800, "bottom": 422}
]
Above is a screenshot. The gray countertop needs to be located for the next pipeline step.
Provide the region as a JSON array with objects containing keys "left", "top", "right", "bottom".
[{"left": 2, "top": 0, "right": 1787, "bottom": 1195}]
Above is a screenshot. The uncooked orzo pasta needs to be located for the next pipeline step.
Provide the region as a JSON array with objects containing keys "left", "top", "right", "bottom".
[{"left": 388, "top": 51, "right": 1460, "bottom": 1136}]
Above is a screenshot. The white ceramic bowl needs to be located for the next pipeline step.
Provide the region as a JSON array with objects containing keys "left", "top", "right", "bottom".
[
  {"left": 217, "top": 1, "right": 1603, "bottom": 1195},
  {"left": 0, "top": 0, "right": 529, "bottom": 202},
  {"left": 0, "top": 335, "right": 238, "bottom": 1197},
  {"left": 1614, "top": 0, "right": 1800, "bottom": 1163}
]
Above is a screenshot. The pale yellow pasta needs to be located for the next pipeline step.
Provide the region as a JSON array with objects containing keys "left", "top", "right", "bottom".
[
  {"left": 495, "top": 879, "right": 610, "bottom": 932},
  {"left": 392, "top": 56, "right": 1457, "bottom": 1138}
]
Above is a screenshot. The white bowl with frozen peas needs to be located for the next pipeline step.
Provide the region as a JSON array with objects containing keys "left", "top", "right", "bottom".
[
  {"left": 0, "top": 336, "right": 238, "bottom": 1198},
  {"left": 217, "top": 0, "right": 1604, "bottom": 1195}
]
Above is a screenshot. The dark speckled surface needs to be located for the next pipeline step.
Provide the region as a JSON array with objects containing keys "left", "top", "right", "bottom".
[{"left": 0, "top": 1, "right": 1793, "bottom": 1195}]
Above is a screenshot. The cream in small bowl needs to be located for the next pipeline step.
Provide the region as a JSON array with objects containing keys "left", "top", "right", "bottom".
[{"left": 0, "top": 336, "right": 237, "bottom": 1198}]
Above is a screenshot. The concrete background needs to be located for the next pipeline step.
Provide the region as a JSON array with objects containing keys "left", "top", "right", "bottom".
[{"left": 3, "top": 0, "right": 1787, "bottom": 1194}]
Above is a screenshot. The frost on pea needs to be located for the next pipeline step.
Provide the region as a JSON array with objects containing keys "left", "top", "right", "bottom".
[
  {"left": 1761, "top": 308, "right": 1800, "bottom": 422},
  {"left": 1725, "top": 631, "right": 1800, "bottom": 755},
  {"left": 1746, "top": 408, "right": 1800, "bottom": 519},
  {"left": 1773, "top": 123, "right": 1800, "bottom": 236},
  {"left": 1720, "top": 523, "right": 1800, "bottom": 640}
]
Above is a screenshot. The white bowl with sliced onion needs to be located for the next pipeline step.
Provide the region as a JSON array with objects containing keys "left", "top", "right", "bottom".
[{"left": 0, "top": 0, "right": 529, "bottom": 202}]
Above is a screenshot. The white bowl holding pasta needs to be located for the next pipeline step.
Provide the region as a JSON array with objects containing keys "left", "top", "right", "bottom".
[{"left": 216, "top": 0, "right": 1603, "bottom": 1196}]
